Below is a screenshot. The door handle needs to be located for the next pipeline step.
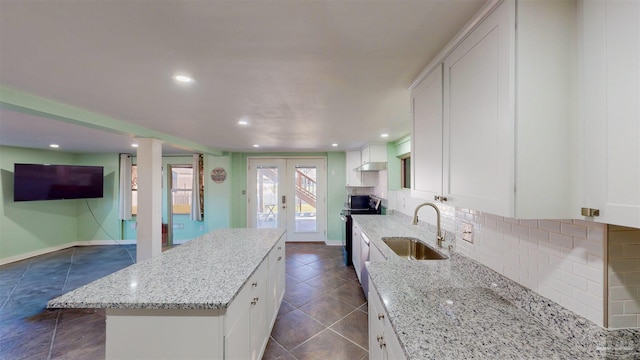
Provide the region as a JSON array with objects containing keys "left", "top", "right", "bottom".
[{"left": 282, "top": 195, "right": 286, "bottom": 209}]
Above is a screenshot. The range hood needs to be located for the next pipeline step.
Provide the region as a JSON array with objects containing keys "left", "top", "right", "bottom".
[{"left": 355, "top": 162, "right": 387, "bottom": 172}]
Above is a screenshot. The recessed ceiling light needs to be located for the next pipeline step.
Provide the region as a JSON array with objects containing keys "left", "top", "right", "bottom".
[
  {"left": 49, "top": 144, "right": 59, "bottom": 148},
  {"left": 332, "top": 143, "right": 338, "bottom": 147},
  {"left": 253, "top": 144, "right": 260, "bottom": 148},
  {"left": 131, "top": 143, "right": 139, "bottom": 148},
  {"left": 173, "top": 74, "right": 194, "bottom": 84},
  {"left": 381, "top": 133, "right": 389, "bottom": 138},
  {"left": 238, "top": 119, "right": 249, "bottom": 126}
]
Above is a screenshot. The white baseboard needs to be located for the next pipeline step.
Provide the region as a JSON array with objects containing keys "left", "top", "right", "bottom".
[
  {"left": 0, "top": 240, "right": 136, "bottom": 266},
  {"left": 324, "top": 240, "right": 342, "bottom": 246}
]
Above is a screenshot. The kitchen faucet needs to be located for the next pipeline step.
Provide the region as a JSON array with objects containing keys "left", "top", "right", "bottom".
[{"left": 412, "top": 202, "right": 444, "bottom": 248}]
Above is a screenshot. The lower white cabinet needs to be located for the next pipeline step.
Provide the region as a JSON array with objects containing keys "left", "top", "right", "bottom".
[
  {"left": 369, "top": 276, "right": 405, "bottom": 360},
  {"left": 267, "top": 236, "right": 286, "bottom": 328},
  {"left": 225, "top": 239, "right": 285, "bottom": 360},
  {"left": 225, "top": 260, "right": 268, "bottom": 360}
]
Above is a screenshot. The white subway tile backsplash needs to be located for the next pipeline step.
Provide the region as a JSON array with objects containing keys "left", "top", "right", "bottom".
[
  {"left": 573, "top": 262, "right": 603, "bottom": 284},
  {"left": 561, "top": 223, "right": 588, "bottom": 238},
  {"left": 519, "top": 219, "right": 538, "bottom": 227},
  {"left": 388, "top": 190, "right": 610, "bottom": 329},
  {"left": 624, "top": 300, "right": 640, "bottom": 313},
  {"left": 624, "top": 272, "right": 640, "bottom": 286},
  {"left": 609, "top": 314, "right": 638, "bottom": 329},
  {"left": 561, "top": 270, "right": 588, "bottom": 291},
  {"left": 549, "top": 232, "right": 573, "bottom": 249},
  {"left": 610, "top": 301, "right": 625, "bottom": 315},
  {"left": 539, "top": 219, "right": 561, "bottom": 233},
  {"left": 609, "top": 286, "right": 637, "bottom": 301}
]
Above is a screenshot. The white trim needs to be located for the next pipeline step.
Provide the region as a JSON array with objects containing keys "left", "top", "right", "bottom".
[
  {"left": 324, "top": 240, "right": 342, "bottom": 246},
  {"left": 0, "top": 240, "right": 136, "bottom": 266}
]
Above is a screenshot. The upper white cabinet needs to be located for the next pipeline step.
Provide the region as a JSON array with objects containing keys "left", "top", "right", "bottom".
[
  {"left": 346, "top": 150, "right": 363, "bottom": 186},
  {"left": 411, "top": 0, "right": 576, "bottom": 219},
  {"left": 411, "top": 64, "right": 443, "bottom": 201},
  {"left": 579, "top": 0, "right": 640, "bottom": 228},
  {"left": 361, "top": 144, "right": 387, "bottom": 164}
]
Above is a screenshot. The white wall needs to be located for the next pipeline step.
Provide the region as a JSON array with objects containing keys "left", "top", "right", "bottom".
[{"left": 388, "top": 189, "right": 607, "bottom": 327}]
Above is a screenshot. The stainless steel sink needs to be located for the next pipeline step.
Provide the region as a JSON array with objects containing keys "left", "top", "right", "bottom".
[{"left": 382, "top": 237, "right": 448, "bottom": 260}]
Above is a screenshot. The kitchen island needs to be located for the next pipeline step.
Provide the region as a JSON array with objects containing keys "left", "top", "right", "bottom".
[
  {"left": 48, "top": 228, "right": 286, "bottom": 360},
  {"left": 354, "top": 213, "right": 640, "bottom": 359}
]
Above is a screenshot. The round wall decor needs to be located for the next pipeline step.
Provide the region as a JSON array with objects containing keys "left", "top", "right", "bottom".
[{"left": 210, "top": 167, "right": 227, "bottom": 183}]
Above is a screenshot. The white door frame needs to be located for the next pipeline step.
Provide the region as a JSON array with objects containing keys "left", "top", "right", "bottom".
[{"left": 247, "top": 157, "right": 327, "bottom": 242}]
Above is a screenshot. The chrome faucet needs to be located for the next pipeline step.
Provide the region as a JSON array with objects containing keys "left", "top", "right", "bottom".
[{"left": 412, "top": 202, "right": 444, "bottom": 248}]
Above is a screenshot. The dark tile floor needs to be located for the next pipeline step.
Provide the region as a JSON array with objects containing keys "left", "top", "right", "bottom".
[{"left": 0, "top": 242, "right": 368, "bottom": 360}]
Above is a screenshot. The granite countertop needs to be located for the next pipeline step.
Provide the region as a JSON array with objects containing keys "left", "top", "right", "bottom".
[
  {"left": 353, "top": 213, "right": 640, "bottom": 360},
  {"left": 48, "top": 228, "right": 285, "bottom": 310}
]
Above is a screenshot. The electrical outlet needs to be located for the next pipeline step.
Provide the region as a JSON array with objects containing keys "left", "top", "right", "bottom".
[{"left": 461, "top": 222, "right": 473, "bottom": 243}]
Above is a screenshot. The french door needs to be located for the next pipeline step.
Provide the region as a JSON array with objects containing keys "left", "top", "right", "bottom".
[{"left": 247, "top": 157, "right": 327, "bottom": 242}]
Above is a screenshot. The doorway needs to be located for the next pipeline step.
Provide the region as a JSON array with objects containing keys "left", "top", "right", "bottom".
[{"left": 248, "top": 157, "right": 327, "bottom": 242}]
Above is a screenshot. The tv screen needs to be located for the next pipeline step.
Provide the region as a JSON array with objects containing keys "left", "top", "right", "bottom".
[{"left": 14, "top": 163, "right": 104, "bottom": 201}]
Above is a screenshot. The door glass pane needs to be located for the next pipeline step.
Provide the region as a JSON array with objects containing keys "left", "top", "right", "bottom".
[
  {"left": 294, "top": 166, "right": 317, "bottom": 232},
  {"left": 256, "top": 167, "right": 278, "bottom": 228}
]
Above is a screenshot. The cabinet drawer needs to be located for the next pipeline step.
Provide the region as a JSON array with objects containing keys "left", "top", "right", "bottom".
[{"left": 225, "top": 258, "right": 268, "bottom": 333}]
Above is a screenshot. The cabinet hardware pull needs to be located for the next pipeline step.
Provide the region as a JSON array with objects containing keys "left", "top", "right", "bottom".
[
  {"left": 277, "top": 256, "right": 282, "bottom": 261},
  {"left": 441, "top": 196, "right": 448, "bottom": 202},
  {"left": 278, "top": 246, "right": 282, "bottom": 250},
  {"left": 378, "top": 313, "right": 384, "bottom": 320},
  {"left": 377, "top": 335, "right": 383, "bottom": 342},
  {"left": 252, "top": 282, "right": 258, "bottom": 287},
  {"left": 434, "top": 195, "right": 440, "bottom": 201},
  {"left": 379, "top": 341, "right": 386, "bottom": 349},
  {"left": 581, "top": 207, "right": 600, "bottom": 217}
]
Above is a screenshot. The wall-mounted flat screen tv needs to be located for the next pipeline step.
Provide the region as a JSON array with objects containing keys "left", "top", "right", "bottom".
[{"left": 14, "top": 163, "right": 104, "bottom": 201}]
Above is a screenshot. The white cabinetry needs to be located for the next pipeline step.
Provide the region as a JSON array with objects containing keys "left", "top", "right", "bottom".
[
  {"left": 346, "top": 150, "right": 363, "bottom": 186},
  {"left": 369, "top": 277, "right": 405, "bottom": 360},
  {"left": 361, "top": 144, "right": 387, "bottom": 164},
  {"left": 411, "top": 64, "right": 443, "bottom": 201},
  {"left": 267, "top": 236, "right": 285, "bottom": 328},
  {"left": 411, "top": 0, "right": 575, "bottom": 219},
  {"left": 225, "top": 260, "right": 268, "bottom": 360},
  {"left": 579, "top": 0, "right": 640, "bottom": 228}
]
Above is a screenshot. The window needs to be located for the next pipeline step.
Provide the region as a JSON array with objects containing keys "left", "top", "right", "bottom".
[
  {"left": 171, "top": 166, "right": 193, "bottom": 214},
  {"left": 401, "top": 157, "right": 411, "bottom": 189}
]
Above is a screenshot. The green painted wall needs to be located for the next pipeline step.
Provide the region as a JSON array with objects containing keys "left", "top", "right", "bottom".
[
  {"left": 76, "top": 153, "right": 121, "bottom": 242},
  {"left": 0, "top": 146, "right": 120, "bottom": 261},
  {"left": 326, "top": 152, "right": 346, "bottom": 243}
]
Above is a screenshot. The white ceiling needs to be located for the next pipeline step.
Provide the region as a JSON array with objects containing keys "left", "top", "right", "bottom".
[{"left": 0, "top": 0, "right": 485, "bottom": 154}]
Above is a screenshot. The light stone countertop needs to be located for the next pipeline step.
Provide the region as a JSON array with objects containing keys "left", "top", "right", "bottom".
[
  {"left": 47, "top": 228, "right": 285, "bottom": 310},
  {"left": 354, "top": 213, "right": 640, "bottom": 360}
]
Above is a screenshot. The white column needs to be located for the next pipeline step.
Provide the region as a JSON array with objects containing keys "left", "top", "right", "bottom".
[{"left": 136, "top": 138, "right": 163, "bottom": 262}]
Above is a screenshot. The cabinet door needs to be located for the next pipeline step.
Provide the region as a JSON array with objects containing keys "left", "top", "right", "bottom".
[
  {"left": 346, "top": 151, "right": 362, "bottom": 186},
  {"left": 225, "top": 300, "right": 252, "bottom": 360},
  {"left": 581, "top": 0, "right": 640, "bottom": 228},
  {"left": 267, "top": 238, "right": 285, "bottom": 328},
  {"left": 368, "top": 283, "right": 385, "bottom": 360},
  {"left": 251, "top": 271, "right": 268, "bottom": 360},
  {"left": 443, "top": 2, "right": 514, "bottom": 215},
  {"left": 411, "top": 64, "right": 443, "bottom": 201}
]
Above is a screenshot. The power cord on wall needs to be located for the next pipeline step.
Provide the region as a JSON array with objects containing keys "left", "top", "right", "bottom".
[{"left": 85, "top": 200, "right": 136, "bottom": 263}]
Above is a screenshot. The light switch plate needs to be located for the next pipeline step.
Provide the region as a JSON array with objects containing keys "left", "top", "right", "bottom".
[{"left": 461, "top": 222, "right": 473, "bottom": 243}]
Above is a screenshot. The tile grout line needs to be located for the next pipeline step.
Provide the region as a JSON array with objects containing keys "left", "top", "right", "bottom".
[
  {"left": 0, "top": 258, "right": 33, "bottom": 311},
  {"left": 47, "top": 247, "right": 76, "bottom": 360}
]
